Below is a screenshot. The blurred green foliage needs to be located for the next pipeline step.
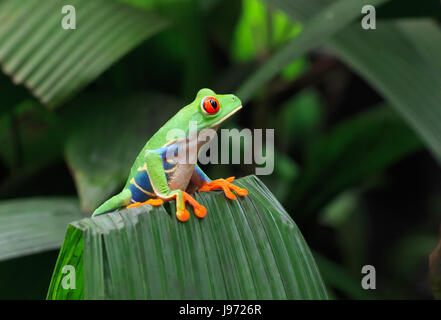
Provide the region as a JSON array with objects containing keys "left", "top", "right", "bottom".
[{"left": 0, "top": 0, "right": 440, "bottom": 299}]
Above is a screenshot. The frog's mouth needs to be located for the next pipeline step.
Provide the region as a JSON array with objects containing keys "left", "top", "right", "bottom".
[
  {"left": 211, "top": 104, "right": 243, "bottom": 128},
  {"left": 189, "top": 104, "right": 243, "bottom": 150}
]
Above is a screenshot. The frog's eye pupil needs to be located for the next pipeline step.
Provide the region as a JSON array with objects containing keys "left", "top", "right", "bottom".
[{"left": 202, "top": 96, "right": 220, "bottom": 115}]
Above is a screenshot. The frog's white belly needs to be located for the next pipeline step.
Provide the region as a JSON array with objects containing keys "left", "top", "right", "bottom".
[
  {"left": 164, "top": 132, "right": 208, "bottom": 191},
  {"left": 167, "top": 163, "right": 195, "bottom": 191}
]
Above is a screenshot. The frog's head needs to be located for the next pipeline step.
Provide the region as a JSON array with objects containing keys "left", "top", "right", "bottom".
[
  {"left": 175, "top": 88, "right": 242, "bottom": 133},
  {"left": 189, "top": 88, "right": 242, "bottom": 131},
  {"left": 158, "top": 88, "right": 242, "bottom": 149}
]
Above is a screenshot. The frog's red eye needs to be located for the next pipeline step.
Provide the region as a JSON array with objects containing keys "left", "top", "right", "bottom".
[{"left": 201, "top": 96, "right": 220, "bottom": 115}]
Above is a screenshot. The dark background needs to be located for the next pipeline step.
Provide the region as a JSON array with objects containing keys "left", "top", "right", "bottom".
[{"left": 0, "top": 0, "right": 440, "bottom": 299}]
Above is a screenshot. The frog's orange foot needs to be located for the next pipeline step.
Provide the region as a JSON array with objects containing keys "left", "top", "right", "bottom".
[
  {"left": 183, "top": 192, "right": 207, "bottom": 218},
  {"left": 126, "top": 198, "right": 164, "bottom": 209},
  {"left": 173, "top": 191, "right": 207, "bottom": 222},
  {"left": 199, "top": 177, "right": 248, "bottom": 200}
]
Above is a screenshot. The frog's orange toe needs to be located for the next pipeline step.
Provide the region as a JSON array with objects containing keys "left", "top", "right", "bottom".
[
  {"left": 229, "top": 184, "right": 248, "bottom": 197},
  {"left": 199, "top": 178, "right": 248, "bottom": 200},
  {"left": 176, "top": 208, "right": 190, "bottom": 222},
  {"left": 194, "top": 205, "right": 207, "bottom": 218},
  {"left": 182, "top": 191, "right": 207, "bottom": 218},
  {"left": 236, "top": 188, "right": 248, "bottom": 196}
]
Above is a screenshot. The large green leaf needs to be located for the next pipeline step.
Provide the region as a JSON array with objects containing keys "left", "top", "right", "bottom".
[
  {"left": 248, "top": 1, "right": 441, "bottom": 164},
  {"left": 289, "top": 106, "right": 422, "bottom": 219},
  {"left": 47, "top": 175, "right": 328, "bottom": 300},
  {"left": 237, "top": 0, "right": 390, "bottom": 102},
  {"left": 262, "top": 0, "right": 440, "bottom": 20},
  {"left": 395, "top": 20, "right": 441, "bottom": 70},
  {"left": 0, "top": 0, "right": 168, "bottom": 108},
  {"left": 328, "top": 22, "right": 441, "bottom": 163},
  {"left": 264, "top": 0, "right": 441, "bottom": 20},
  {"left": 0, "top": 197, "right": 82, "bottom": 261},
  {"left": 64, "top": 93, "right": 179, "bottom": 213}
]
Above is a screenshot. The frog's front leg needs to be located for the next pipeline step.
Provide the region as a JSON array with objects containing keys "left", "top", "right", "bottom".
[
  {"left": 192, "top": 165, "right": 248, "bottom": 199},
  {"left": 145, "top": 151, "right": 207, "bottom": 222}
]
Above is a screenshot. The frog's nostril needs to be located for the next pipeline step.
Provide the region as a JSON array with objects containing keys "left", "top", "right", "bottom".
[{"left": 232, "top": 97, "right": 236, "bottom": 101}]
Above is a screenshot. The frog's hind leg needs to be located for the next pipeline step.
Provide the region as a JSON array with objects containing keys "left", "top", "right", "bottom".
[
  {"left": 92, "top": 189, "right": 132, "bottom": 217},
  {"left": 126, "top": 198, "right": 164, "bottom": 209}
]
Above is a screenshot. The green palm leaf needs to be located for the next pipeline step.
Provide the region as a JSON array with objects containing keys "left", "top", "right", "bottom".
[
  {"left": 0, "top": 197, "right": 82, "bottom": 261},
  {"left": 242, "top": 0, "right": 441, "bottom": 164},
  {"left": 0, "top": 0, "right": 168, "bottom": 108},
  {"left": 237, "top": 0, "right": 390, "bottom": 102},
  {"left": 328, "top": 21, "right": 441, "bottom": 163},
  {"left": 47, "top": 175, "right": 328, "bottom": 300}
]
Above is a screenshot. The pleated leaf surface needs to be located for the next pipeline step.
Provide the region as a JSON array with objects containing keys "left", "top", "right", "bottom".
[
  {"left": 0, "top": 197, "right": 82, "bottom": 261},
  {"left": 47, "top": 175, "right": 328, "bottom": 300},
  {"left": 0, "top": 0, "right": 167, "bottom": 107}
]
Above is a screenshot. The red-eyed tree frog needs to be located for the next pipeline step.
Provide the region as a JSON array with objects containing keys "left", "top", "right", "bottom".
[{"left": 92, "top": 88, "right": 248, "bottom": 222}]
